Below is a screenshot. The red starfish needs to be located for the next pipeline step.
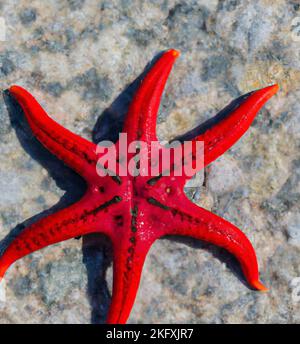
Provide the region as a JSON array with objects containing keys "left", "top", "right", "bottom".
[{"left": 0, "top": 49, "right": 278, "bottom": 324}]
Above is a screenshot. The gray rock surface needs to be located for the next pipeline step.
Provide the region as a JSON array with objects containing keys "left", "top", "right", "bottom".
[{"left": 0, "top": 0, "right": 299, "bottom": 323}]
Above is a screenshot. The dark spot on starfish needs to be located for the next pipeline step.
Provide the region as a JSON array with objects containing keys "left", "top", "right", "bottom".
[
  {"left": 98, "top": 186, "right": 105, "bottom": 193},
  {"left": 129, "top": 237, "right": 136, "bottom": 244},
  {"left": 126, "top": 258, "right": 133, "bottom": 270},
  {"left": 130, "top": 205, "right": 138, "bottom": 232},
  {"left": 131, "top": 226, "right": 137, "bottom": 233},
  {"left": 114, "top": 215, "right": 124, "bottom": 227},
  {"left": 62, "top": 219, "right": 69, "bottom": 227},
  {"left": 32, "top": 238, "right": 41, "bottom": 246},
  {"left": 147, "top": 197, "right": 170, "bottom": 210},
  {"left": 130, "top": 206, "right": 138, "bottom": 217},
  {"left": 147, "top": 174, "right": 162, "bottom": 186},
  {"left": 39, "top": 233, "right": 48, "bottom": 241},
  {"left": 111, "top": 175, "right": 122, "bottom": 185},
  {"left": 82, "top": 152, "right": 95, "bottom": 164},
  {"left": 93, "top": 196, "right": 123, "bottom": 214},
  {"left": 54, "top": 224, "right": 62, "bottom": 232},
  {"left": 24, "top": 242, "right": 32, "bottom": 251},
  {"left": 113, "top": 196, "right": 122, "bottom": 203},
  {"left": 79, "top": 210, "right": 88, "bottom": 220}
]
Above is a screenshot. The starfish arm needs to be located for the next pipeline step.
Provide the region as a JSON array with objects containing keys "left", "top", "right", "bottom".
[
  {"left": 106, "top": 238, "right": 154, "bottom": 324},
  {"left": 0, "top": 195, "right": 112, "bottom": 281},
  {"left": 122, "top": 49, "right": 179, "bottom": 143},
  {"left": 9, "top": 85, "right": 98, "bottom": 179},
  {"left": 176, "top": 85, "right": 279, "bottom": 179},
  {"left": 165, "top": 198, "right": 267, "bottom": 291}
]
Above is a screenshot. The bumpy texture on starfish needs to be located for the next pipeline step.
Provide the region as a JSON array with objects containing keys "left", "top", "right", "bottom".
[{"left": 0, "top": 49, "right": 278, "bottom": 324}]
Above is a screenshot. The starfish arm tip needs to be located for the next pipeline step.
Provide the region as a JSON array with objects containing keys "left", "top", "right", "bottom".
[
  {"left": 9, "top": 84, "right": 21, "bottom": 94},
  {"left": 123, "top": 48, "right": 180, "bottom": 141},
  {"left": 168, "top": 49, "right": 180, "bottom": 58},
  {"left": 264, "top": 83, "right": 279, "bottom": 96},
  {"left": 9, "top": 85, "right": 31, "bottom": 103},
  {"left": 251, "top": 279, "right": 269, "bottom": 292},
  {"left": 0, "top": 262, "right": 9, "bottom": 281}
]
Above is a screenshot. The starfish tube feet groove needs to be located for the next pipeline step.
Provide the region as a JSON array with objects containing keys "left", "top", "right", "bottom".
[{"left": 0, "top": 49, "right": 278, "bottom": 323}]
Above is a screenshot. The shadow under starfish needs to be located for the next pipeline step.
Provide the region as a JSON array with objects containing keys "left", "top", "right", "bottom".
[{"left": 0, "top": 49, "right": 278, "bottom": 324}]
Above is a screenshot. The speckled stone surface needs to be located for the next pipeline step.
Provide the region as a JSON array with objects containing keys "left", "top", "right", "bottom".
[{"left": 0, "top": 0, "right": 299, "bottom": 324}]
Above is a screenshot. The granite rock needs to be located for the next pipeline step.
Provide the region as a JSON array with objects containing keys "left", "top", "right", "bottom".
[{"left": 0, "top": 0, "right": 299, "bottom": 323}]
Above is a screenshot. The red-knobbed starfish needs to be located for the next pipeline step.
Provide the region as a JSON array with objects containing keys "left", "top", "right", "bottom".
[{"left": 0, "top": 49, "right": 278, "bottom": 324}]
